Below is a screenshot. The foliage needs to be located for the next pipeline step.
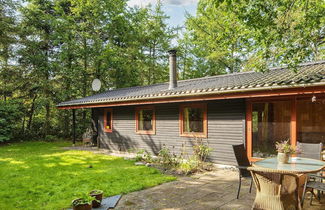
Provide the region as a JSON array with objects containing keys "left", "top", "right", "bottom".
[
  {"left": 0, "top": 0, "right": 176, "bottom": 141},
  {"left": 0, "top": 100, "right": 22, "bottom": 142},
  {"left": 154, "top": 142, "right": 213, "bottom": 175},
  {"left": 183, "top": 0, "right": 325, "bottom": 73},
  {"left": 178, "top": 157, "right": 200, "bottom": 175},
  {"left": 135, "top": 149, "right": 154, "bottom": 163},
  {"left": 89, "top": 189, "right": 103, "bottom": 195},
  {"left": 275, "top": 140, "right": 301, "bottom": 154},
  {"left": 0, "top": 141, "right": 175, "bottom": 209},
  {"left": 158, "top": 146, "right": 179, "bottom": 167},
  {"left": 193, "top": 138, "right": 212, "bottom": 162},
  {"left": 72, "top": 194, "right": 96, "bottom": 206},
  {"left": 1, "top": 0, "right": 323, "bottom": 143}
]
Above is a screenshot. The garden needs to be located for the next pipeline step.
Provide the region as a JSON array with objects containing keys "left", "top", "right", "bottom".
[{"left": 0, "top": 141, "right": 175, "bottom": 209}]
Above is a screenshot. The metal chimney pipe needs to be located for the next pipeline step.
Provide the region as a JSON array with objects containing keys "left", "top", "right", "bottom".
[{"left": 168, "top": 49, "right": 177, "bottom": 90}]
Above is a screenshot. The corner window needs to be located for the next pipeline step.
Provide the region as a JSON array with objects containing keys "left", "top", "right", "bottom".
[
  {"left": 180, "top": 103, "right": 207, "bottom": 137},
  {"left": 135, "top": 106, "right": 155, "bottom": 135},
  {"left": 104, "top": 109, "right": 113, "bottom": 132}
]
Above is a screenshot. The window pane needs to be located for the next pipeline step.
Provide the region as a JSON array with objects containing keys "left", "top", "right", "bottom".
[
  {"left": 183, "top": 107, "right": 204, "bottom": 133},
  {"left": 252, "top": 101, "right": 291, "bottom": 158},
  {"left": 106, "top": 111, "right": 111, "bottom": 129},
  {"left": 297, "top": 98, "right": 325, "bottom": 144},
  {"left": 138, "top": 109, "right": 153, "bottom": 131}
]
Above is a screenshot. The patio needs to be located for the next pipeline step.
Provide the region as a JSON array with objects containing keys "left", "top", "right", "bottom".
[{"left": 115, "top": 169, "right": 325, "bottom": 210}]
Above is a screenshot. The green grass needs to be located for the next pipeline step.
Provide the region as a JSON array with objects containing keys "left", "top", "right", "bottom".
[{"left": 0, "top": 141, "right": 176, "bottom": 210}]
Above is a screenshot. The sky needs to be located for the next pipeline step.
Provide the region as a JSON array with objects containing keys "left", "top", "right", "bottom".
[{"left": 127, "top": 0, "right": 198, "bottom": 28}]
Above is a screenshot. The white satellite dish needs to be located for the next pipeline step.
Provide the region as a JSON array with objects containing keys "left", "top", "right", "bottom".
[{"left": 92, "top": 78, "right": 101, "bottom": 91}]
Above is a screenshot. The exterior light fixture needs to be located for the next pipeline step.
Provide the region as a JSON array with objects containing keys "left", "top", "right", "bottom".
[{"left": 312, "top": 95, "right": 317, "bottom": 102}]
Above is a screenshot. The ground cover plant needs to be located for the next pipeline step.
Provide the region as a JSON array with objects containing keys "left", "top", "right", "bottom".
[{"left": 0, "top": 141, "right": 175, "bottom": 209}]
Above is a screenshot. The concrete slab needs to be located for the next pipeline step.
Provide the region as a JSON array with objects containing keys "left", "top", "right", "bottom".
[{"left": 115, "top": 169, "right": 325, "bottom": 210}]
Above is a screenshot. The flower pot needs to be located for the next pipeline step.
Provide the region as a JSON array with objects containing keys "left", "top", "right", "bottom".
[
  {"left": 72, "top": 199, "right": 92, "bottom": 210},
  {"left": 277, "top": 153, "right": 289, "bottom": 164},
  {"left": 89, "top": 190, "right": 103, "bottom": 208}
]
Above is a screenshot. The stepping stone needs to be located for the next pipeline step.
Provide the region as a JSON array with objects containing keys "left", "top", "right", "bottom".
[
  {"left": 135, "top": 162, "right": 145, "bottom": 166},
  {"left": 68, "top": 195, "right": 122, "bottom": 210},
  {"left": 99, "top": 195, "right": 122, "bottom": 209}
]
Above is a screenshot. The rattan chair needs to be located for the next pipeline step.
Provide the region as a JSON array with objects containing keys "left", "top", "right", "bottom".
[
  {"left": 232, "top": 144, "right": 253, "bottom": 199},
  {"left": 248, "top": 167, "right": 302, "bottom": 210}
]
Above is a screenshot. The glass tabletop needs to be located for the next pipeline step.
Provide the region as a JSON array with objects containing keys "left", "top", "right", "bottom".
[{"left": 253, "top": 157, "right": 325, "bottom": 173}]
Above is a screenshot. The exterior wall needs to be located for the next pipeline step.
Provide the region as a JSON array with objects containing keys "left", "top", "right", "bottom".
[{"left": 94, "top": 99, "right": 246, "bottom": 165}]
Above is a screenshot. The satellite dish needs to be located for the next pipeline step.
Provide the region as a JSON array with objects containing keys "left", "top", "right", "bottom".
[{"left": 92, "top": 78, "right": 101, "bottom": 91}]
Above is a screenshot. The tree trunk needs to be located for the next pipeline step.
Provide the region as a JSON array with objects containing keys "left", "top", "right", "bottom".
[{"left": 27, "top": 94, "right": 37, "bottom": 130}]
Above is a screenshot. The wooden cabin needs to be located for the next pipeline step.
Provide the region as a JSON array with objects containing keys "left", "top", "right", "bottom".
[{"left": 57, "top": 52, "right": 325, "bottom": 165}]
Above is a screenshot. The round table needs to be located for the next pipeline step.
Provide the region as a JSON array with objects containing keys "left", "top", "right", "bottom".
[
  {"left": 250, "top": 157, "right": 325, "bottom": 210},
  {"left": 253, "top": 157, "right": 325, "bottom": 174}
]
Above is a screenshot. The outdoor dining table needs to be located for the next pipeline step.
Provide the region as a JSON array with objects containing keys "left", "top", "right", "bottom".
[{"left": 250, "top": 157, "right": 325, "bottom": 210}]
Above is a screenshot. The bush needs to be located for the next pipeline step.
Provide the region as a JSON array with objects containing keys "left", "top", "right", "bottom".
[
  {"left": 0, "top": 100, "right": 22, "bottom": 142},
  {"left": 178, "top": 157, "right": 199, "bottom": 175},
  {"left": 193, "top": 138, "right": 212, "bottom": 162},
  {"left": 44, "top": 135, "right": 57, "bottom": 142},
  {"left": 158, "top": 146, "right": 179, "bottom": 167},
  {"left": 135, "top": 149, "right": 154, "bottom": 163}
]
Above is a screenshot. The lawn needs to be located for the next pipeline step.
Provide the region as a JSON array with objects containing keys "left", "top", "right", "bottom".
[{"left": 0, "top": 141, "right": 176, "bottom": 210}]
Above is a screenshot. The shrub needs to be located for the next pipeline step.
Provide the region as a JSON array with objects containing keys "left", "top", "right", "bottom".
[
  {"left": 178, "top": 157, "right": 199, "bottom": 175},
  {"left": 44, "top": 135, "right": 57, "bottom": 142},
  {"left": 135, "top": 149, "right": 154, "bottom": 163},
  {"left": 193, "top": 138, "right": 212, "bottom": 162},
  {"left": 0, "top": 100, "right": 22, "bottom": 142},
  {"left": 158, "top": 146, "right": 179, "bottom": 167},
  {"left": 135, "top": 149, "right": 145, "bottom": 162}
]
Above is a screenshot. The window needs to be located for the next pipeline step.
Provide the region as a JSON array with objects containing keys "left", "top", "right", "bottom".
[
  {"left": 180, "top": 103, "right": 207, "bottom": 137},
  {"left": 135, "top": 106, "right": 155, "bottom": 134},
  {"left": 104, "top": 109, "right": 113, "bottom": 132}
]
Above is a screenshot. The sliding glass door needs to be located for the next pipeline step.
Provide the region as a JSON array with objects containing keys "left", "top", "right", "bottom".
[
  {"left": 251, "top": 101, "right": 291, "bottom": 158},
  {"left": 297, "top": 98, "right": 325, "bottom": 144}
]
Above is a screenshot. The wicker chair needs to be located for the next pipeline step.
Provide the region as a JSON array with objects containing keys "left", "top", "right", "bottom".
[
  {"left": 248, "top": 167, "right": 302, "bottom": 210},
  {"left": 232, "top": 144, "right": 253, "bottom": 199}
]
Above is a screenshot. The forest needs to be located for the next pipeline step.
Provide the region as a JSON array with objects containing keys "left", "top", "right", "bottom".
[{"left": 0, "top": 0, "right": 324, "bottom": 142}]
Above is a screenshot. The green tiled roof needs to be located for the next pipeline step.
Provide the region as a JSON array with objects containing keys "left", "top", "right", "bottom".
[{"left": 58, "top": 61, "right": 325, "bottom": 107}]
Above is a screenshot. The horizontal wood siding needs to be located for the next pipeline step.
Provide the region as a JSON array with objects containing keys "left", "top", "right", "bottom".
[{"left": 96, "top": 99, "right": 245, "bottom": 165}]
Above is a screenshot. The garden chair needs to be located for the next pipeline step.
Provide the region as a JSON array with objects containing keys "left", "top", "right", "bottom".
[
  {"left": 82, "top": 128, "right": 93, "bottom": 146},
  {"left": 248, "top": 167, "right": 302, "bottom": 210},
  {"left": 297, "top": 142, "right": 323, "bottom": 160},
  {"left": 297, "top": 142, "right": 324, "bottom": 200},
  {"left": 232, "top": 144, "right": 253, "bottom": 199},
  {"left": 301, "top": 174, "right": 325, "bottom": 206}
]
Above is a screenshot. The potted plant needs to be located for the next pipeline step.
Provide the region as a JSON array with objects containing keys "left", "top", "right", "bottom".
[
  {"left": 89, "top": 190, "right": 104, "bottom": 208},
  {"left": 275, "top": 140, "right": 301, "bottom": 164},
  {"left": 72, "top": 194, "right": 95, "bottom": 210}
]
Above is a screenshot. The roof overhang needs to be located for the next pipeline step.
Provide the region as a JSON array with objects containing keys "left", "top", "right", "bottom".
[{"left": 57, "top": 83, "right": 325, "bottom": 109}]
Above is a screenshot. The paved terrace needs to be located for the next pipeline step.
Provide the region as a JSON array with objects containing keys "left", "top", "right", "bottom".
[
  {"left": 115, "top": 169, "right": 324, "bottom": 210},
  {"left": 66, "top": 147, "right": 324, "bottom": 210}
]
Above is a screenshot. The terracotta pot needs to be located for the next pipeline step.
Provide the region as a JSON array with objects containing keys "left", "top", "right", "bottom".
[
  {"left": 89, "top": 191, "right": 103, "bottom": 208},
  {"left": 277, "top": 153, "right": 289, "bottom": 164},
  {"left": 72, "top": 199, "right": 92, "bottom": 210}
]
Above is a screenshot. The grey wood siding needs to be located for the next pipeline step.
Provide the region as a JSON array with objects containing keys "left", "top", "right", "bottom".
[{"left": 95, "top": 99, "right": 246, "bottom": 165}]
